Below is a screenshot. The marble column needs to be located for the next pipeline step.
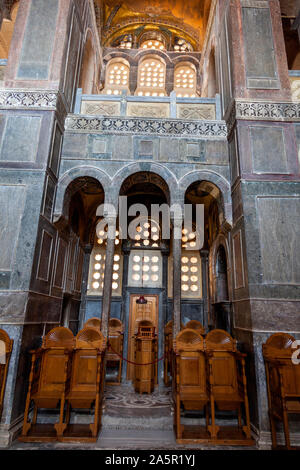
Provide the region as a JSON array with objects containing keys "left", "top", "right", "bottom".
[
  {"left": 101, "top": 216, "right": 117, "bottom": 338},
  {"left": 172, "top": 217, "right": 182, "bottom": 338},
  {"left": 78, "top": 244, "right": 92, "bottom": 329}
]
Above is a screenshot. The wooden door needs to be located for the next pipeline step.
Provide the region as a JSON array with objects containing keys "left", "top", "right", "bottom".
[{"left": 127, "top": 294, "right": 158, "bottom": 380}]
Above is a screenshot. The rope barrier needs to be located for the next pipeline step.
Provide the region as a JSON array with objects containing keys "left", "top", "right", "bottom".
[{"left": 107, "top": 341, "right": 166, "bottom": 366}]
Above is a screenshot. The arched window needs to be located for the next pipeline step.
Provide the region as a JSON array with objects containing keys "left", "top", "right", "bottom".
[
  {"left": 174, "top": 63, "right": 197, "bottom": 97},
  {"left": 103, "top": 59, "right": 130, "bottom": 95},
  {"left": 136, "top": 56, "right": 166, "bottom": 97}
]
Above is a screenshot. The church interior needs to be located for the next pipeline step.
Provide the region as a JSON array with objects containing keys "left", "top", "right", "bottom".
[{"left": 0, "top": 0, "right": 299, "bottom": 450}]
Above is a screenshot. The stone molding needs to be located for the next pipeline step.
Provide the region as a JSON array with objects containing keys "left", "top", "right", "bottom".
[
  {"left": 226, "top": 99, "right": 300, "bottom": 135},
  {"left": 65, "top": 114, "right": 227, "bottom": 139},
  {"left": 0, "top": 89, "right": 58, "bottom": 109}
]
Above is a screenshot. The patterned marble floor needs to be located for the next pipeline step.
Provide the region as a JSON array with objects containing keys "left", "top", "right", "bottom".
[{"left": 8, "top": 384, "right": 258, "bottom": 450}]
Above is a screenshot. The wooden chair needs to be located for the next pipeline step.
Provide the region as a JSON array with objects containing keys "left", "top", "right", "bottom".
[
  {"left": 58, "top": 327, "right": 106, "bottom": 442},
  {"left": 184, "top": 320, "right": 205, "bottom": 335},
  {"left": 84, "top": 317, "right": 101, "bottom": 330},
  {"left": 134, "top": 322, "right": 157, "bottom": 394},
  {"left": 0, "top": 329, "right": 13, "bottom": 421},
  {"left": 106, "top": 318, "right": 124, "bottom": 385},
  {"left": 20, "top": 327, "right": 75, "bottom": 441},
  {"left": 263, "top": 333, "right": 300, "bottom": 450},
  {"left": 205, "top": 329, "right": 253, "bottom": 444},
  {"left": 173, "top": 329, "right": 210, "bottom": 443}
]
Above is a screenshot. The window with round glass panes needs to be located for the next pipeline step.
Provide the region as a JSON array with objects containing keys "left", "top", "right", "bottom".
[
  {"left": 87, "top": 226, "right": 123, "bottom": 296},
  {"left": 136, "top": 57, "right": 166, "bottom": 97},
  {"left": 174, "top": 63, "right": 197, "bottom": 98},
  {"left": 103, "top": 60, "right": 130, "bottom": 96}
]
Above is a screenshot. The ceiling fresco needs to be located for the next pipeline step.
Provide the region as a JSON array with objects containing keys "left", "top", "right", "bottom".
[{"left": 95, "top": 0, "right": 212, "bottom": 50}]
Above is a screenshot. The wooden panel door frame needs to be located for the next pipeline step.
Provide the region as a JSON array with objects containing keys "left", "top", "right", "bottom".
[{"left": 127, "top": 294, "right": 159, "bottom": 381}]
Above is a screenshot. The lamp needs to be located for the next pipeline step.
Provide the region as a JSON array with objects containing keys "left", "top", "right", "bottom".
[{"left": 136, "top": 295, "right": 147, "bottom": 305}]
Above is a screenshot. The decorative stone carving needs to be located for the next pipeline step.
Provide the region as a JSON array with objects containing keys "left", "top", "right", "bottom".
[
  {"left": 65, "top": 115, "right": 227, "bottom": 139},
  {"left": 0, "top": 90, "right": 57, "bottom": 109},
  {"left": 177, "top": 104, "right": 216, "bottom": 120},
  {"left": 235, "top": 100, "right": 300, "bottom": 120},
  {"left": 81, "top": 101, "right": 121, "bottom": 116},
  {"left": 127, "top": 103, "right": 169, "bottom": 119},
  {"left": 225, "top": 100, "right": 300, "bottom": 133},
  {"left": 290, "top": 78, "right": 300, "bottom": 102}
]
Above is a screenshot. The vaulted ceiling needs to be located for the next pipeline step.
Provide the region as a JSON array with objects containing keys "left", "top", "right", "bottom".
[{"left": 94, "top": 0, "right": 212, "bottom": 50}]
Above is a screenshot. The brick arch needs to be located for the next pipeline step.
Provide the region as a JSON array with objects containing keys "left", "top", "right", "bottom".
[{"left": 53, "top": 166, "right": 111, "bottom": 225}]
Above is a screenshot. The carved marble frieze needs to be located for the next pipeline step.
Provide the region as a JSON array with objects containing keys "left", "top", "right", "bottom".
[
  {"left": 290, "top": 77, "right": 300, "bottom": 102},
  {"left": 226, "top": 99, "right": 300, "bottom": 134},
  {"left": 127, "top": 102, "right": 169, "bottom": 119},
  {"left": 0, "top": 89, "right": 58, "bottom": 109},
  {"left": 81, "top": 101, "right": 121, "bottom": 116},
  {"left": 177, "top": 103, "right": 216, "bottom": 120},
  {"left": 65, "top": 115, "right": 227, "bottom": 139}
]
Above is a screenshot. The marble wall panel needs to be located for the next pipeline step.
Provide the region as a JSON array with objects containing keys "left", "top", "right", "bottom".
[
  {"left": 17, "top": 0, "right": 59, "bottom": 80},
  {"left": 0, "top": 185, "right": 26, "bottom": 272},
  {"left": 241, "top": 4, "right": 279, "bottom": 89},
  {"left": 0, "top": 115, "right": 41, "bottom": 163},
  {"left": 250, "top": 126, "right": 288, "bottom": 174},
  {"left": 257, "top": 196, "right": 300, "bottom": 284}
]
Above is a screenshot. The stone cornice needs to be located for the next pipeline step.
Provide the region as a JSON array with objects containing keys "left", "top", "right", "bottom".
[
  {"left": 226, "top": 99, "right": 300, "bottom": 135},
  {"left": 65, "top": 114, "right": 228, "bottom": 139},
  {"left": 0, "top": 89, "right": 58, "bottom": 109}
]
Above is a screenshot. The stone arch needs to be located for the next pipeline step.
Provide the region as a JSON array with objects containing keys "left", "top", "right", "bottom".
[
  {"left": 178, "top": 170, "right": 232, "bottom": 226},
  {"left": 209, "top": 233, "right": 232, "bottom": 304},
  {"left": 54, "top": 166, "right": 111, "bottom": 226},
  {"left": 112, "top": 162, "right": 178, "bottom": 207}
]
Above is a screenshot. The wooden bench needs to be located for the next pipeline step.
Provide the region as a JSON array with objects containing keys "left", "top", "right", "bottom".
[
  {"left": 58, "top": 326, "right": 106, "bottom": 442},
  {"left": 263, "top": 332, "right": 300, "bottom": 450},
  {"left": 20, "top": 327, "right": 75, "bottom": 442},
  {"left": 206, "top": 329, "right": 253, "bottom": 445},
  {"left": 173, "top": 328, "right": 209, "bottom": 443},
  {"left": 0, "top": 329, "right": 13, "bottom": 421}
]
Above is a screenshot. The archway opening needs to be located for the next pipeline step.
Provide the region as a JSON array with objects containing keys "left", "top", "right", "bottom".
[{"left": 184, "top": 180, "right": 230, "bottom": 331}]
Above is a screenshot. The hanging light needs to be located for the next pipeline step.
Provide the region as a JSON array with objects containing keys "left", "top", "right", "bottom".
[{"left": 136, "top": 295, "right": 147, "bottom": 304}]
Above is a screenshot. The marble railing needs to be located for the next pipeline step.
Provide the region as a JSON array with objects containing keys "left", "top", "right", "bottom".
[
  {"left": 75, "top": 89, "right": 221, "bottom": 121},
  {"left": 289, "top": 70, "right": 300, "bottom": 102}
]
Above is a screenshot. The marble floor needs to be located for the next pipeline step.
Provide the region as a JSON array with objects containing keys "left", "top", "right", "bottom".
[{"left": 8, "top": 384, "right": 258, "bottom": 450}]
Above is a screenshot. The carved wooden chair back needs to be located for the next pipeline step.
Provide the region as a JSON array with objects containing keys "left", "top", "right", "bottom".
[
  {"left": 262, "top": 332, "right": 300, "bottom": 449},
  {"left": 174, "top": 329, "right": 206, "bottom": 391},
  {"left": 108, "top": 318, "right": 124, "bottom": 357},
  {"left": 70, "top": 327, "right": 105, "bottom": 394},
  {"left": 39, "top": 327, "right": 75, "bottom": 396},
  {"left": 0, "top": 329, "right": 13, "bottom": 420},
  {"left": 205, "top": 329, "right": 251, "bottom": 440},
  {"left": 205, "top": 329, "right": 238, "bottom": 397},
  {"left": 84, "top": 317, "right": 101, "bottom": 330},
  {"left": 173, "top": 329, "right": 209, "bottom": 439},
  {"left": 184, "top": 320, "right": 205, "bottom": 335},
  {"left": 21, "top": 327, "right": 75, "bottom": 439},
  {"left": 55, "top": 327, "right": 106, "bottom": 439}
]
